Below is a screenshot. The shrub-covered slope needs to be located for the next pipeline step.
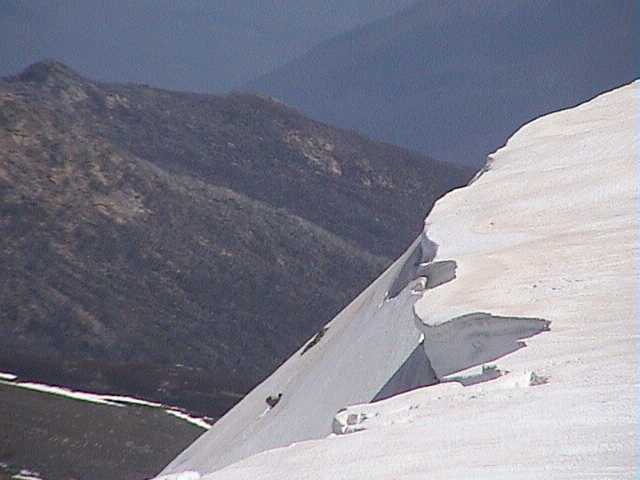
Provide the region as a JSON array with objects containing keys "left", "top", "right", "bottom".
[{"left": 0, "top": 61, "right": 473, "bottom": 415}]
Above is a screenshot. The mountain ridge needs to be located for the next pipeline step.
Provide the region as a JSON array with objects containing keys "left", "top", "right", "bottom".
[
  {"left": 246, "top": 0, "right": 638, "bottom": 167},
  {"left": 0, "top": 61, "right": 473, "bottom": 418}
]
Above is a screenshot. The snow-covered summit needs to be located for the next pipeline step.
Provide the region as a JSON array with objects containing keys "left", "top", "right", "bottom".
[{"left": 157, "top": 81, "right": 638, "bottom": 479}]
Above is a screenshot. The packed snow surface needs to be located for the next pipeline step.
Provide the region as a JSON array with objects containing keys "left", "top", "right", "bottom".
[
  {"left": 159, "top": 81, "right": 638, "bottom": 479},
  {"left": 152, "top": 473, "right": 200, "bottom": 480}
]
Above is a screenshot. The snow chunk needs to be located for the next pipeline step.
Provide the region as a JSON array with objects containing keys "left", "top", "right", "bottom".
[{"left": 151, "top": 472, "right": 200, "bottom": 480}]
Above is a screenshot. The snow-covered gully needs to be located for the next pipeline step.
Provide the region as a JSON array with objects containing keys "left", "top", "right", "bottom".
[{"left": 156, "top": 81, "right": 638, "bottom": 479}]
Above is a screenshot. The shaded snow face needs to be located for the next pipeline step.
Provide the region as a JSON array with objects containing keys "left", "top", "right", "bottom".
[
  {"left": 159, "top": 230, "right": 552, "bottom": 477},
  {"left": 386, "top": 235, "right": 438, "bottom": 299},
  {"left": 418, "top": 312, "right": 550, "bottom": 379},
  {"left": 372, "top": 343, "right": 438, "bottom": 402},
  {"left": 385, "top": 232, "right": 550, "bottom": 383},
  {"left": 371, "top": 310, "right": 550, "bottom": 402}
]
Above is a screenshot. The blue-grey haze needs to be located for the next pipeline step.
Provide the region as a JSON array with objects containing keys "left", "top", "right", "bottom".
[
  {"left": 0, "top": 0, "right": 415, "bottom": 92},
  {"left": 248, "top": 0, "right": 638, "bottom": 166}
]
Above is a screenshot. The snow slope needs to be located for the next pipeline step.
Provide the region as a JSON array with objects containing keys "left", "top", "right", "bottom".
[{"left": 158, "top": 81, "right": 638, "bottom": 479}]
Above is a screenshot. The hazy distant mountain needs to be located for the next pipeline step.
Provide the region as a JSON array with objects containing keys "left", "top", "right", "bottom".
[
  {"left": 247, "top": 0, "right": 638, "bottom": 167},
  {"left": 0, "top": 0, "right": 416, "bottom": 92},
  {"left": 0, "top": 61, "right": 472, "bottom": 417}
]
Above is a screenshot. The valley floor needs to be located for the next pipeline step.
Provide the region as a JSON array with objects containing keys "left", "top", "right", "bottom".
[{"left": 0, "top": 381, "right": 202, "bottom": 480}]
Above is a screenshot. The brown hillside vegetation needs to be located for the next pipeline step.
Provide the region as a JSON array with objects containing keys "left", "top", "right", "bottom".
[{"left": 0, "top": 61, "right": 473, "bottom": 416}]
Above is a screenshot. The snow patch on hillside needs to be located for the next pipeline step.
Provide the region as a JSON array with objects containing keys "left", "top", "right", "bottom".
[{"left": 0, "top": 378, "right": 212, "bottom": 430}]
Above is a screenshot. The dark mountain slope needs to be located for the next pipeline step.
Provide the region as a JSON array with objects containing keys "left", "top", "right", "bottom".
[
  {"left": 247, "top": 0, "right": 638, "bottom": 167},
  {"left": 0, "top": 61, "right": 472, "bottom": 415}
]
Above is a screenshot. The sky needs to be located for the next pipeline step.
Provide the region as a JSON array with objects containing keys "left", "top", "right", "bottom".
[{"left": 0, "top": 0, "right": 416, "bottom": 93}]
